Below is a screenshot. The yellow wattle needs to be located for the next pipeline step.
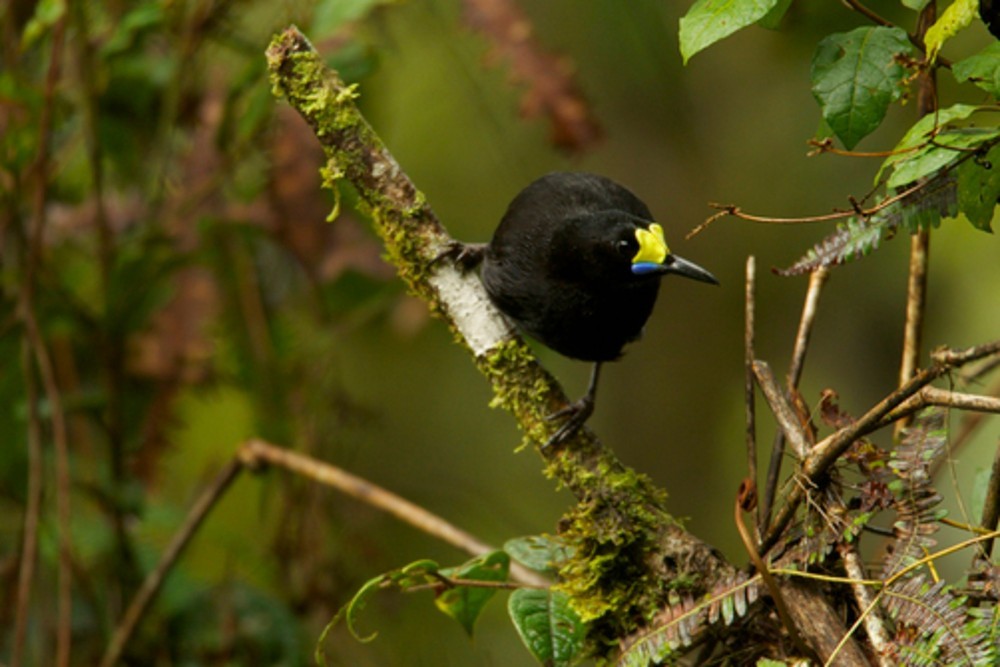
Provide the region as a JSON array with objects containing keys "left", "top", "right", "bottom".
[{"left": 632, "top": 223, "right": 669, "bottom": 266}]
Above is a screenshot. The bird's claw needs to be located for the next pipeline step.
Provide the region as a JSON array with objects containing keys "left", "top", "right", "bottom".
[
  {"left": 431, "top": 241, "right": 486, "bottom": 272},
  {"left": 542, "top": 397, "right": 595, "bottom": 448}
]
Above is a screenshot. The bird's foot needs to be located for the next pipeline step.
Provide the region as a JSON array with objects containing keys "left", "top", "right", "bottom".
[
  {"left": 432, "top": 241, "right": 487, "bottom": 272},
  {"left": 543, "top": 396, "right": 595, "bottom": 449}
]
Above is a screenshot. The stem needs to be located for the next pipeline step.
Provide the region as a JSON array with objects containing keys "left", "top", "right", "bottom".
[
  {"left": 99, "top": 460, "right": 245, "bottom": 667},
  {"left": 745, "top": 257, "right": 759, "bottom": 534},
  {"left": 896, "top": 0, "right": 938, "bottom": 436}
]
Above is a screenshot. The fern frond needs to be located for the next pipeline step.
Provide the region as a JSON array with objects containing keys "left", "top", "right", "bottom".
[
  {"left": 885, "top": 576, "right": 998, "bottom": 666},
  {"left": 881, "top": 409, "right": 948, "bottom": 580},
  {"left": 776, "top": 173, "right": 957, "bottom": 276},
  {"left": 616, "top": 573, "right": 762, "bottom": 666}
]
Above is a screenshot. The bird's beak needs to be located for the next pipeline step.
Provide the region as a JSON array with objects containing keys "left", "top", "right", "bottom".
[
  {"left": 652, "top": 254, "right": 719, "bottom": 284},
  {"left": 631, "top": 224, "right": 719, "bottom": 285}
]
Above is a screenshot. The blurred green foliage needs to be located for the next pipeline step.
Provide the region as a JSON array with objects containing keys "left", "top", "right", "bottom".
[{"left": 1, "top": 0, "right": 998, "bottom": 665}]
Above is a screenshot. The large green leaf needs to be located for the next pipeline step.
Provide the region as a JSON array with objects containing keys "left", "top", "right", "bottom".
[
  {"left": 811, "top": 27, "right": 915, "bottom": 150},
  {"left": 953, "top": 42, "right": 1000, "bottom": 97},
  {"left": 434, "top": 551, "right": 510, "bottom": 636},
  {"left": 886, "top": 128, "right": 1000, "bottom": 188},
  {"left": 876, "top": 103, "right": 984, "bottom": 183},
  {"left": 678, "top": 0, "right": 780, "bottom": 64},
  {"left": 956, "top": 142, "right": 1000, "bottom": 231},
  {"left": 508, "top": 588, "right": 587, "bottom": 666}
]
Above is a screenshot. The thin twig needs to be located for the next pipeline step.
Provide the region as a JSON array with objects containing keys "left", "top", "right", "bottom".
[
  {"left": 976, "top": 439, "right": 1000, "bottom": 561},
  {"left": 838, "top": 542, "right": 895, "bottom": 667},
  {"left": 687, "top": 176, "right": 934, "bottom": 239},
  {"left": 19, "top": 14, "right": 72, "bottom": 667},
  {"left": 787, "top": 268, "right": 829, "bottom": 390},
  {"left": 876, "top": 386, "right": 1000, "bottom": 428},
  {"left": 99, "top": 459, "right": 244, "bottom": 667},
  {"left": 238, "top": 440, "right": 549, "bottom": 587},
  {"left": 744, "top": 257, "right": 759, "bottom": 535},
  {"left": 895, "top": 230, "right": 930, "bottom": 437},
  {"left": 762, "top": 268, "right": 830, "bottom": 532},
  {"left": 22, "top": 307, "right": 73, "bottom": 667},
  {"left": 752, "top": 361, "right": 811, "bottom": 460},
  {"left": 734, "top": 481, "right": 812, "bottom": 660},
  {"left": 761, "top": 340, "right": 1000, "bottom": 554},
  {"left": 12, "top": 342, "right": 43, "bottom": 667}
]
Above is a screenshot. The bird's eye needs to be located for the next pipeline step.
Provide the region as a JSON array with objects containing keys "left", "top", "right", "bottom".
[{"left": 615, "top": 238, "right": 633, "bottom": 256}]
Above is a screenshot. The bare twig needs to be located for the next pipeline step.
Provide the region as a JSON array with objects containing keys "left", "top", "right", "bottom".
[
  {"left": 12, "top": 343, "right": 43, "bottom": 667},
  {"left": 762, "top": 268, "right": 830, "bottom": 531},
  {"left": 18, "top": 14, "right": 72, "bottom": 667},
  {"left": 237, "top": 439, "right": 547, "bottom": 586},
  {"left": 976, "top": 439, "right": 1000, "bottom": 561},
  {"left": 762, "top": 340, "right": 1000, "bottom": 553},
  {"left": 735, "top": 481, "right": 812, "bottom": 660},
  {"left": 99, "top": 459, "right": 245, "bottom": 667},
  {"left": 877, "top": 386, "right": 1000, "bottom": 428},
  {"left": 840, "top": 0, "right": 894, "bottom": 28},
  {"left": 896, "top": 230, "right": 930, "bottom": 436},
  {"left": 787, "top": 268, "right": 829, "bottom": 390},
  {"left": 838, "top": 542, "right": 895, "bottom": 667},
  {"left": 687, "top": 176, "right": 936, "bottom": 239},
  {"left": 745, "top": 257, "right": 759, "bottom": 534},
  {"left": 752, "top": 361, "right": 811, "bottom": 460}
]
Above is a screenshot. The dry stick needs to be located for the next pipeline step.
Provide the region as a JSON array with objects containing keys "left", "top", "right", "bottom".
[
  {"left": 744, "top": 257, "right": 759, "bottom": 535},
  {"left": 761, "top": 268, "right": 829, "bottom": 532},
  {"left": 930, "top": 374, "right": 1000, "bottom": 477},
  {"left": 837, "top": 542, "right": 895, "bottom": 667},
  {"left": 734, "top": 482, "right": 812, "bottom": 662},
  {"left": 875, "top": 386, "right": 1000, "bottom": 429},
  {"left": 896, "top": 0, "right": 938, "bottom": 437},
  {"left": 238, "top": 440, "right": 548, "bottom": 587},
  {"left": 99, "top": 459, "right": 244, "bottom": 667},
  {"left": 101, "top": 442, "right": 548, "bottom": 665},
  {"left": 752, "top": 361, "right": 811, "bottom": 460},
  {"left": 896, "top": 229, "right": 930, "bottom": 437},
  {"left": 761, "top": 340, "right": 1000, "bottom": 554},
  {"left": 23, "top": 308, "right": 73, "bottom": 667},
  {"left": 12, "top": 343, "right": 44, "bottom": 667},
  {"left": 976, "top": 439, "right": 1000, "bottom": 561},
  {"left": 19, "top": 14, "right": 72, "bottom": 667}
]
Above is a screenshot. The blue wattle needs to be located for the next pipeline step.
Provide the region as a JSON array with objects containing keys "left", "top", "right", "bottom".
[{"left": 631, "top": 262, "right": 662, "bottom": 275}]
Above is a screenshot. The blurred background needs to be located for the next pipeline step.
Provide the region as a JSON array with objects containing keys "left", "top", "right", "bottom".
[{"left": 1, "top": 0, "right": 997, "bottom": 664}]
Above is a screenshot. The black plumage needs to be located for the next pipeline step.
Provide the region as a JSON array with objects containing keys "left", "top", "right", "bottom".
[{"left": 453, "top": 172, "right": 718, "bottom": 446}]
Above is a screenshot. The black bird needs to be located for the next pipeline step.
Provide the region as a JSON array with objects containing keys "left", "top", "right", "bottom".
[{"left": 452, "top": 172, "right": 718, "bottom": 447}]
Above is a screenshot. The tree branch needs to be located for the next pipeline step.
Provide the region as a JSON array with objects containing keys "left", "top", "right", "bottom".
[
  {"left": 265, "top": 24, "right": 752, "bottom": 658},
  {"left": 237, "top": 440, "right": 549, "bottom": 587},
  {"left": 762, "top": 340, "right": 1000, "bottom": 553}
]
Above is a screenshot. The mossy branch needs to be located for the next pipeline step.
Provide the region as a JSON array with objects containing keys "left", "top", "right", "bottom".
[
  {"left": 265, "top": 25, "right": 755, "bottom": 655},
  {"left": 266, "top": 26, "right": 642, "bottom": 502}
]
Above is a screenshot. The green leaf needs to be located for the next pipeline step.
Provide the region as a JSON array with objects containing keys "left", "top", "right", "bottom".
[
  {"left": 316, "top": 559, "right": 439, "bottom": 653},
  {"left": 876, "top": 103, "right": 983, "bottom": 183},
  {"left": 757, "top": 0, "right": 793, "bottom": 30},
  {"left": 886, "top": 128, "right": 1000, "bottom": 188},
  {"left": 953, "top": 42, "right": 1000, "bottom": 97},
  {"left": 434, "top": 551, "right": 510, "bottom": 636},
  {"left": 956, "top": 142, "right": 1000, "bottom": 231},
  {"left": 504, "top": 534, "right": 575, "bottom": 574},
  {"left": 924, "top": 0, "right": 978, "bottom": 62},
  {"left": 810, "top": 27, "right": 915, "bottom": 150},
  {"left": 678, "top": 0, "right": 780, "bottom": 64},
  {"left": 508, "top": 589, "right": 587, "bottom": 667}
]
